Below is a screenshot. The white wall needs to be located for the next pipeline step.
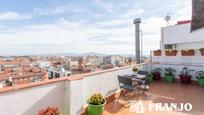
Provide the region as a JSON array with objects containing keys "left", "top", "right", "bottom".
[
  {"left": 162, "top": 23, "right": 204, "bottom": 45},
  {"left": 0, "top": 65, "right": 149, "bottom": 115},
  {"left": 176, "top": 42, "right": 204, "bottom": 50},
  {"left": 0, "top": 81, "right": 68, "bottom": 115}
]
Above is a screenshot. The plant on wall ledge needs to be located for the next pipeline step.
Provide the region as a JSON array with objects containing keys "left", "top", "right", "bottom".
[
  {"left": 199, "top": 48, "right": 204, "bottom": 56},
  {"left": 153, "top": 50, "right": 161, "bottom": 56},
  {"left": 181, "top": 49, "right": 195, "bottom": 56},
  {"left": 38, "top": 107, "right": 60, "bottom": 115},
  {"left": 165, "top": 49, "right": 178, "bottom": 56}
]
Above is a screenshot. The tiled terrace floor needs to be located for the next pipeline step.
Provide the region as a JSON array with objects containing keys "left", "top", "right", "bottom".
[{"left": 104, "top": 81, "right": 204, "bottom": 115}]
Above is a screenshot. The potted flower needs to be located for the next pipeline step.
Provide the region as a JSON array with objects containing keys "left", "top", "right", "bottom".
[
  {"left": 87, "top": 93, "right": 106, "bottom": 115},
  {"left": 151, "top": 68, "right": 162, "bottom": 80},
  {"left": 38, "top": 107, "right": 60, "bottom": 115},
  {"left": 132, "top": 67, "right": 138, "bottom": 74},
  {"left": 165, "top": 49, "right": 178, "bottom": 56},
  {"left": 145, "top": 74, "right": 154, "bottom": 83},
  {"left": 196, "top": 71, "right": 204, "bottom": 87},
  {"left": 179, "top": 67, "right": 194, "bottom": 84},
  {"left": 181, "top": 49, "right": 195, "bottom": 56},
  {"left": 199, "top": 48, "right": 204, "bottom": 56},
  {"left": 153, "top": 50, "right": 161, "bottom": 56},
  {"left": 164, "top": 67, "right": 176, "bottom": 83}
]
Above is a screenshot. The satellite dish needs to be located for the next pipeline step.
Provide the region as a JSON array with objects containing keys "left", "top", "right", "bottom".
[{"left": 164, "top": 13, "right": 172, "bottom": 26}]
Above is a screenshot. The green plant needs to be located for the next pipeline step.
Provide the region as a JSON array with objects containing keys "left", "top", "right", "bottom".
[
  {"left": 146, "top": 74, "right": 153, "bottom": 83},
  {"left": 165, "top": 67, "right": 176, "bottom": 76},
  {"left": 132, "top": 67, "right": 138, "bottom": 73},
  {"left": 196, "top": 71, "right": 204, "bottom": 79},
  {"left": 151, "top": 68, "right": 162, "bottom": 74},
  {"left": 88, "top": 93, "right": 105, "bottom": 105},
  {"left": 5, "top": 79, "right": 12, "bottom": 86},
  {"left": 180, "top": 67, "right": 194, "bottom": 77}
]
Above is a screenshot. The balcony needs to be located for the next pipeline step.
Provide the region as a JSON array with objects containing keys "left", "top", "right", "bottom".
[{"left": 0, "top": 63, "right": 203, "bottom": 115}]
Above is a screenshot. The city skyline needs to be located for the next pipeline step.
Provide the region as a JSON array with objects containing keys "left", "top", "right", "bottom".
[{"left": 0, "top": 0, "right": 191, "bottom": 55}]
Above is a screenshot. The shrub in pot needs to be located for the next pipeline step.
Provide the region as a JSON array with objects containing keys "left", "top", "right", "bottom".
[
  {"left": 196, "top": 71, "right": 204, "bottom": 87},
  {"left": 179, "top": 67, "right": 194, "bottom": 84},
  {"left": 199, "top": 48, "right": 204, "bottom": 56},
  {"left": 151, "top": 68, "right": 162, "bottom": 80},
  {"left": 87, "top": 93, "right": 106, "bottom": 115},
  {"left": 145, "top": 74, "right": 154, "bottom": 83},
  {"left": 153, "top": 50, "right": 161, "bottom": 56},
  {"left": 164, "top": 67, "right": 176, "bottom": 83},
  {"left": 181, "top": 49, "right": 195, "bottom": 56},
  {"left": 132, "top": 67, "right": 138, "bottom": 74},
  {"left": 165, "top": 49, "right": 178, "bottom": 56}
]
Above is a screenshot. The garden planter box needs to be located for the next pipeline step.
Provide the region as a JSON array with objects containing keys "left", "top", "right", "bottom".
[
  {"left": 179, "top": 75, "right": 191, "bottom": 84},
  {"left": 165, "top": 50, "right": 177, "bottom": 56},
  {"left": 153, "top": 50, "right": 161, "bottom": 56},
  {"left": 181, "top": 50, "right": 195, "bottom": 56},
  {"left": 200, "top": 50, "right": 204, "bottom": 56}
]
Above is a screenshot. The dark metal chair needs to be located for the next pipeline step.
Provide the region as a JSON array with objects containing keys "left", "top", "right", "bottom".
[
  {"left": 117, "top": 75, "right": 137, "bottom": 102},
  {"left": 137, "top": 71, "right": 150, "bottom": 97}
]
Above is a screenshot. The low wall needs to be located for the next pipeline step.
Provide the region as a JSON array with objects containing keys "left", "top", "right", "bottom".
[
  {"left": 0, "top": 81, "right": 68, "bottom": 115},
  {"left": 0, "top": 64, "right": 149, "bottom": 115}
]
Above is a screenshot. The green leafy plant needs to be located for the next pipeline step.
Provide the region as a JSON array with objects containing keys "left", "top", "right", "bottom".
[
  {"left": 5, "top": 79, "right": 12, "bottom": 86},
  {"left": 132, "top": 67, "right": 138, "bottom": 73},
  {"left": 196, "top": 71, "right": 204, "bottom": 79},
  {"left": 151, "top": 68, "right": 162, "bottom": 74},
  {"left": 88, "top": 93, "right": 105, "bottom": 105},
  {"left": 165, "top": 67, "right": 176, "bottom": 76},
  {"left": 180, "top": 67, "right": 194, "bottom": 77}
]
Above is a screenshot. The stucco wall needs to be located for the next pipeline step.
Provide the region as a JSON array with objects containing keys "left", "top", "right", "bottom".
[
  {"left": 162, "top": 23, "right": 204, "bottom": 46},
  {"left": 0, "top": 81, "right": 68, "bottom": 115}
]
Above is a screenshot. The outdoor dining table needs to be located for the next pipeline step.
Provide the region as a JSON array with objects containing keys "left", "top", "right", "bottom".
[{"left": 123, "top": 74, "right": 147, "bottom": 85}]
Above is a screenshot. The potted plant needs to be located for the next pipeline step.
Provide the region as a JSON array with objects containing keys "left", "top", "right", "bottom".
[
  {"left": 199, "top": 48, "right": 204, "bottom": 56},
  {"left": 151, "top": 68, "right": 162, "bottom": 80},
  {"left": 145, "top": 74, "right": 154, "bottom": 83},
  {"left": 165, "top": 49, "right": 178, "bottom": 56},
  {"left": 38, "top": 107, "right": 60, "bottom": 115},
  {"left": 181, "top": 49, "right": 195, "bottom": 56},
  {"left": 179, "top": 67, "right": 194, "bottom": 84},
  {"left": 87, "top": 93, "right": 106, "bottom": 115},
  {"left": 196, "top": 71, "right": 204, "bottom": 87},
  {"left": 164, "top": 67, "right": 176, "bottom": 83},
  {"left": 132, "top": 67, "right": 138, "bottom": 74},
  {"left": 153, "top": 50, "right": 161, "bottom": 56}
]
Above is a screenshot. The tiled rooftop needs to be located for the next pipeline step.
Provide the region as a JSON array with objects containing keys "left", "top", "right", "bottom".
[{"left": 104, "top": 81, "right": 204, "bottom": 115}]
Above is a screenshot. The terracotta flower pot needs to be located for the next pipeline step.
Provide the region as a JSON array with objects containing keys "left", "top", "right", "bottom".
[
  {"left": 153, "top": 50, "right": 161, "bottom": 56},
  {"left": 179, "top": 75, "right": 191, "bottom": 84},
  {"left": 181, "top": 50, "right": 195, "bottom": 56},
  {"left": 200, "top": 50, "right": 204, "bottom": 56},
  {"left": 165, "top": 50, "right": 177, "bottom": 56}
]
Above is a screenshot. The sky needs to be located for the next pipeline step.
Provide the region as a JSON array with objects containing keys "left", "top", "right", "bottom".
[{"left": 0, "top": 0, "right": 191, "bottom": 56}]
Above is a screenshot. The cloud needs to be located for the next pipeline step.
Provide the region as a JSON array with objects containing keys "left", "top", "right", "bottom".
[{"left": 0, "top": 12, "right": 31, "bottom": 21}]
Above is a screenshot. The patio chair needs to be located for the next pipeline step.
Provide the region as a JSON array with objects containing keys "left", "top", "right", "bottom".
[
  {"left": 137, "top": 71, "right": 150, "bottom": 97},
  {"left": 117, "top": 75, "right": 137, "bottom": 102}
]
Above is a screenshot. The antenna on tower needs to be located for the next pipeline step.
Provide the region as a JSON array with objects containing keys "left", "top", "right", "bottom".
[{"left": 164, "top": 13, "right": 173, "bottom": 26}]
